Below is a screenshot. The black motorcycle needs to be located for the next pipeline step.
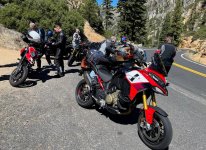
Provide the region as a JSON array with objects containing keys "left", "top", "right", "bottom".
[{"left": 67, "top": 43, "right": 87, "bottom": 66}]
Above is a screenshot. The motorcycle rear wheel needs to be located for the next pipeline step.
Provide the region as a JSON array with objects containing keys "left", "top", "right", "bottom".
[
  {"left": 75, "top": 79, "right": 94, "bottom": 108},
  {"left": 9, "top": 65, "right": 28, "bottom": 87},
  {"left": 137, "top": 111, "right": 173, "bottom": 150}
]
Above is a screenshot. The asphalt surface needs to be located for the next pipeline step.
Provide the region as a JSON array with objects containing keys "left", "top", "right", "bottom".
[{"left": 0, "top": 50, "right": 206, "bottom": 150}]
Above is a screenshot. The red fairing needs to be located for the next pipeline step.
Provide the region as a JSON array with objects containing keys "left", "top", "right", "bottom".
[
  {"left": 146, "top": 67, "right": 166, "bottom": 83},
  {"left": 129, "top": 82, "right": 144, "bottom": 101},
  {"left": 145, "top": 106, "right": 156, "bottom": 124},
  {"left": 126, "top": 67, "right": 168, "bottom": 101},
  {"left": 139, "top": 68, "right": 168, "bottom": 95},
  {"left": 20, "top": 48, "right": 26, "bottom": 55},
  {"left": 26, "top": 47, "right": 37, "bottom": 63},
  {"left": 125, "top": 70, "right": 150, "bottom": 101}
]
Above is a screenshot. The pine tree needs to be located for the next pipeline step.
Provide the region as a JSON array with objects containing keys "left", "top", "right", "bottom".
[
  {"left": 80, "top": 0, "right": 104, "bottom": 33},
  {"left": 171, "top": 0, "right": 183, "bottom": 46},
  {"left": 103, "top": 0, "right": 113, "bottom": 30},
  {"left": 159, "top": 12, "right": 172, "bottom": 44},
  {"left": 117, "top": 0, "right": 147, "bottom": 44}
]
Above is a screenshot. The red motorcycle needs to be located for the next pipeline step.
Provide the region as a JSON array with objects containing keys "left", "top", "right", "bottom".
[
  {"left": 75, "top": 52, "right": 172, "bottom": 150},
  {"left": 9, "top": 31, "right": 42, "bottom": 87}
]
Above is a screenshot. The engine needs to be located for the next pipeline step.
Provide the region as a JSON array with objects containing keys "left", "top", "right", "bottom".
[
  {"left": 95, "top": 87, "right": 120, "bottom": 107},
  {"left": 105, "top": 90, "right": 120, "bottom": 107}
]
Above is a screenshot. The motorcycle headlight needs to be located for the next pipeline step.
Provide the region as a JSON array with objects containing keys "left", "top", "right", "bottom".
[
  {"left": 149, "top": 73, "right": 166, "bottom": 88},
  {"left": 31, "top": 51, "right": 36, "bottom": 58}
]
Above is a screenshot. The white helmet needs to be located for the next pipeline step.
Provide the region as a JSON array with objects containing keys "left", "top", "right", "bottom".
[{"left": 27, "top": 31, "right": 41, "bottom": 43}]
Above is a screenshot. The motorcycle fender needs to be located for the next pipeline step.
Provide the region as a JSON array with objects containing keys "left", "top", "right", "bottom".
[
  {"left": 145, "top": 106, "right": 168, "bottom": 125},
  {"left": 150, "top": 106, "right": 168, "bottom": 117}
]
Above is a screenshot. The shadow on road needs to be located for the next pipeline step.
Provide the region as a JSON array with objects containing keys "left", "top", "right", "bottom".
[
  {"left": 95, "top": 106, "right": 141, "bottom": 125},
  {"left": 0, "top": 62, "right": 18, "bottom": 68},
  {"left": 23, "top": 67, "right": 80, "bottom": 87},
  {"left": 65, "top": 69, "right": 80, "bottom": 74},
  {"left": 0, "top": 75, "right": 10, "bottom": 81},
  {"left": 1, "top": 65, "right": 80, "bottom": 87},
  {"left": 69, "top": 62, "right": 81, "bottom": 67}
]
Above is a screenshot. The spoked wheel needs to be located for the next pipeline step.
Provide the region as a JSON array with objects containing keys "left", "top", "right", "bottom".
[
  {"left": 9, "top": 65, "right": 28, "bottom": 87},
  {"left": 138, "top": 111, "right": 172, "bottom": 150},
  {"left": 75, "top": 79, "right": 94, "bottom": 108}
]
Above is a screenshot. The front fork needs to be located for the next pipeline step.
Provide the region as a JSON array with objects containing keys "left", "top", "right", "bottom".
[{"left": 142, "top": 91, "right": 156, "bottom": 125}]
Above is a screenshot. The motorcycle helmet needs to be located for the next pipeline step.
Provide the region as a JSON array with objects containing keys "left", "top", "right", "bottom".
[
  {"left": 27, "top": 30, "right": 41, "bottom": 43},
  {"left": 47, "top": 30, "right": 53, "bottom": 37},
  {"left": 121, "top": 36, "right": 127, "bottom": 43}
]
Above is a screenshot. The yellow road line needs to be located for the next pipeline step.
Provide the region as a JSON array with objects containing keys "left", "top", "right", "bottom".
[{"left": 173, "top": 62, "right": 206, "bottom": 78}]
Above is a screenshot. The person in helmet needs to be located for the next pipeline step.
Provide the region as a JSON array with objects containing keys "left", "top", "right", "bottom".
[
  {"left": 120, "top": 36, "right": 129, "bottom": 47},
  {"left": 44, "top": 29, "right": 55, "bottom": 66},
  {"left": 72, "top": 28, "right": 81, "bottom": 49}
]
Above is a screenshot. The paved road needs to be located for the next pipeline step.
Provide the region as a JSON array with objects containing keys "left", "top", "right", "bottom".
[{"left": 0, "top": 50, "right": 206, "bottom": 150}]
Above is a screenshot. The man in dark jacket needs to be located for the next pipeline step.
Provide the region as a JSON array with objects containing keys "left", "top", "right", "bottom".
[
  {"left": 53, "top": 23, "right": 66, "bottom": 77},
  {"left": 158, "top": 35, "right": 177, "bottom": 73}
]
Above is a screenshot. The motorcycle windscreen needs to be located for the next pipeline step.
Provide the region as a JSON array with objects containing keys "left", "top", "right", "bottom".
[
  {"left": 27, "top": 31, "right": 41, "bottom": 43},
  {"left": 150, "top": 53, "right": 168, "bottom": 77}
]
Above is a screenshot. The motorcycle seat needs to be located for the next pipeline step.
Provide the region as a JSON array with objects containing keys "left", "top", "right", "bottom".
[{"left": 96, "top": 65, "right": 112, "bottom": 83}]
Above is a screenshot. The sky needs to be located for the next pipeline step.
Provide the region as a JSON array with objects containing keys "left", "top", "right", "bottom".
[{"left": 96, "top": 0, "right": 118, "bottom": 7}]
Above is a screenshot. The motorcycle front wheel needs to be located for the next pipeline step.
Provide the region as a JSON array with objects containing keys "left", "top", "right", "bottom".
[
  {"left": 75, "top": 79, "right": 94, "bottom": 108},
  {"left": 137, "top": 111, "right": 173, "bottom": 150},
  {"left": 9, "top": 64, "right": 28, "bottom": 87}
]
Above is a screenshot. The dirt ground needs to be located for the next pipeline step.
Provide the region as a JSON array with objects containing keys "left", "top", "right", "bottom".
[
  {"left": 84, "top": 21, "right": 105, "bottom": 42},
  {"left": 0, "top": 47, "right": 19, "bottom": 74},
  {"left": 187, "top": 52, "right": 206, "bottom": 65}
]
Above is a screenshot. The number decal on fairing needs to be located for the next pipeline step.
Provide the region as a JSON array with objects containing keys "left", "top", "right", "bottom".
[{"left": 126, "top": 70, "right": 149, "bottom": 83}]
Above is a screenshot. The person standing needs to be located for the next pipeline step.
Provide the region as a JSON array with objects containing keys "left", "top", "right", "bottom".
[
  {"left": 44, "top": 29, "right": 54, "bottom": 66},
  {"left": 72, "top": 28, "right": 81, "bottom": 49},
  {"left": 158, "top": 35, "right": 177, "bottom": 73},
  {"left": 52, "top": 23, "right": 66, "bottom": 77},
  {"left": 29, "top": 20, "right": 51, "bottom": 71}
]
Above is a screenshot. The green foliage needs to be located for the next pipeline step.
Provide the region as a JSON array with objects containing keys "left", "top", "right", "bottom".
[
  {"left": 117, "top": 0, "right": 147, "bottom": 44},
  {"left": 186, "top": 3, "right": 198, "bottom": 31},
  {"left": 103, "top": 29, "right": 113, "bottom": 38},
  {"left": 0, "top": 0, "right": 106, "bottom": 42},
  {"left": 159, "top": 12, "right": 172, "bottom": 43},
  {"left": 170, "top": 0, "right": 184, "bottom": 46},
  {"left": 185, "top": 25, "right": 206, "bottom": 40},
  {"left": 0, "top": 0, "right": 85, "bottom": 41},
  {"left": 102, "top": 0, "right": 113, "bottom": 30},
  {"left": 79, "top": 0, "right": 104, "bottom": 34}
]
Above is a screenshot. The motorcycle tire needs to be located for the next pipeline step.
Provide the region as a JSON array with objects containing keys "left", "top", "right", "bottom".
[
  {"left": 9, "top": 65, "right": 28, "bottom": 87},
  {"left": 75, "top": 79, "right": 94, "bottom": 108},
  {"left": 137, "top": 110, "right": 173, "bottom": 150},
  {"left": 67, "top": 55, "right": 75, "bottom": 66}
]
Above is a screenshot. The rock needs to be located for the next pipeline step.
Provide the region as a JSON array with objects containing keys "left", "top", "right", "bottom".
[
  {"left": 179, "top": 36, "right": 193, "bottom": 48},
  {"left": 0, "top": 24, "right": 26, "bottom": 50},
  {"left": 83, "top": 21, "right": 106, "bottom": 42},
  {"left": 190, "top": 39, "right": 201, "bottom": 49}
]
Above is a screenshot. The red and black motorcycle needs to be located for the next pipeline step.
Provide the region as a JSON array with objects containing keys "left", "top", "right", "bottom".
[
  {"left": 9, "top": 31, "right": 43, "bottom": 87},
  {"left": 75, "top": 52, "right": 172, "bottom": 150}
]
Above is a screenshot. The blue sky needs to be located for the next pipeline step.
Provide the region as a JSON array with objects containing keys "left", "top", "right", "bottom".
[{"left": 97, "top": 0, "right": 118, "bottom": 6}]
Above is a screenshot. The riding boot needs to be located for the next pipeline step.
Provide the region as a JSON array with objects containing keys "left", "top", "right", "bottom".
[
  {"left": 58, "top": 66, "right": 64, "bottom": 77},
  {"left": 36, "top": 58, "right": 42, "bottom": 72}
]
